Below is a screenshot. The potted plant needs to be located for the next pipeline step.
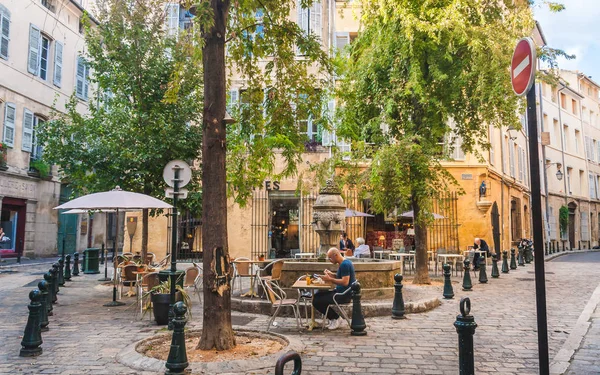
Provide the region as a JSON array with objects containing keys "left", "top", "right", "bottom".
[
  {"left": 258, "top": 253, "right": 265, "bottom": 261},
  {"left": 29, "top": 158, "right": 51, "bottom": 179},
  {"left": 146, "top": 277, "right": 191, "bottom": 325}
]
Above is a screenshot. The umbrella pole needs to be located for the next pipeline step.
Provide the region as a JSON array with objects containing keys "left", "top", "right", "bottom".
[{"left": 104, "top": 208, "right": 125, "bottom": 307}]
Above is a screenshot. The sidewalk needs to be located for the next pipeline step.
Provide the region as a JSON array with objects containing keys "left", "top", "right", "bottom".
[{"left": 0, "top": 255, "right": 57, "bottom": 268}]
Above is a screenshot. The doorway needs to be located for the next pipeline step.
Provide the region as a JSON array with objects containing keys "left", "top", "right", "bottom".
[
  {"left": 0, "top": 197, "right": 27, "bottom": 257},
  {"left": 269, "top": 191, "right": 299, "bottom": 258},
  {"left": 568, "top": 202, "right": 577, "bottom": 249},
  {"left": 57, "top": 185, "right": 77, "bottom": 255}
]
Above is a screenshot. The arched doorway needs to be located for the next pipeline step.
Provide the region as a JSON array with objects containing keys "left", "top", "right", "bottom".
[
  {"left": 523, "top": 205, "right": 530, "bottom": 239},
  {"left": 491, "top": 202, "right": 500, "bottom": 254},
  {"left": 568, "top": 202, "right": 577, "bottom": 249},
  {"left": 510, "top": 198, "right": 522, "bottom": 244}
]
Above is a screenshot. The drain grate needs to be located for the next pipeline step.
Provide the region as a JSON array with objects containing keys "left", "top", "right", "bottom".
[
  {"left": 232, "top": 315, "right": 256, "bottom": 326},
  {"left": 23, "top": 279, "right": 43, "bottom": 287}
]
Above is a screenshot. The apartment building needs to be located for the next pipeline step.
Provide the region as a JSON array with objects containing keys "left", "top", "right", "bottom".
[{"left": 0, "top": 0, "right": 96, "bottom": 258}]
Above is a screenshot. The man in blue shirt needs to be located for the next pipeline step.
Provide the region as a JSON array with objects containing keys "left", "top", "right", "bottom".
[{"left": 313, "top": 247, "right": 356, "bottom": 330}]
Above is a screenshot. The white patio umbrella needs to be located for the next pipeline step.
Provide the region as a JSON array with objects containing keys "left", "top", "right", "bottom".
[
  {"left": 345, "top": 208, "right": 375, "bottom": 217},
  {"left": 54, "top": 186, "right": 172, "bottom": 306},
  {"left": 400, "top": 210, "right": 445, "bottom": 220}
]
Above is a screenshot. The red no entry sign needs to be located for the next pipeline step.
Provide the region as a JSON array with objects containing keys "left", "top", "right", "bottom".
[{"left": 511, "top": 37, "right": 536, "bottom": 96}]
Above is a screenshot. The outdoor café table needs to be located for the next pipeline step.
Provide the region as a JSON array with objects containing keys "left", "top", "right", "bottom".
[
  {"left": 463, "top": 250, "right": 488, "bottom": 267},
  {"left": 233, "top": 260, "right": 269, "bottom": 298},
  {"left": 291, "top": 279, "right": 334, "bottom": 331},
  {"left": 435, "top": 253, "right": 464, "bottom": 276},
  {"left": 388, "top": 253, "right": 415, "bottom": 274},
  {"left": 374, "top": 250, "right": 391, "bottom": 259},
  {"left": 294, "top": 252, "right": 315, "bottom": 259}
]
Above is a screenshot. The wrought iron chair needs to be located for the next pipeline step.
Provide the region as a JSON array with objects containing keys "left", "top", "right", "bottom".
[
  {"left": 262, "top": 279, "right": 301, "bottom": 331},
  {"left": 321, "top": 281, "right": 356, "bottom": 331}
]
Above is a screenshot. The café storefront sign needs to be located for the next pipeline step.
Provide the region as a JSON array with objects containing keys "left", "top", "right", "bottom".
[{"left": 0, "top": 176, "right": 37, "bottom": 200}]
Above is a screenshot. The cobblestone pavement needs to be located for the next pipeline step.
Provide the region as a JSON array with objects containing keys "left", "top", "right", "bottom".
[{"left": 0, "top": 251, "right": 599, "bottom": 375}]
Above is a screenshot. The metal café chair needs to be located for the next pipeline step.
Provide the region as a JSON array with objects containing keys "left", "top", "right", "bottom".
[
  {"left": 263, "top": 279, "right": 301, "bottom": 331},
  {"left": 321, "top": 281, "right": 356, "bottom": 331}
]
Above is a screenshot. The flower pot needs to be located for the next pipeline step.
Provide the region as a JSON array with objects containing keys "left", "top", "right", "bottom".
[
  {"left": 258, "top": 256, "right": 265, "bottom": 261},
  {"left": 151, "top": 292, "right": 182, "bottom": 325}
]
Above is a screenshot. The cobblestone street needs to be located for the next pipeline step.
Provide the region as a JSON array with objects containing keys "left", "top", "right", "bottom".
[{"left": 1, "top": 251, "right": 599, "bottom": 375}]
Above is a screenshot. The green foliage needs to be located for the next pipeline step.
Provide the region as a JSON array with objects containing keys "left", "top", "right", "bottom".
[
  {"left": 559, "top": 205, "right": 569, "bottom": 235},
  {"left": 142, "top": 276, "right": 193, "bottom": 319},
  {"left": 30, "top": 159, "right": 51, "bottom": 178},
  {"left": 37, "top": 0, "right": 203, "bottom": 215}
]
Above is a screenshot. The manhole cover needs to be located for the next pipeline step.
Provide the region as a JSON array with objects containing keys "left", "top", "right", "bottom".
[
  {"left": 516, "top": 278, "right": 535, "bottom": 281},
  {"left": 23, "top": 279, "right": 43, "bottom": 287},
  {"left": 232, "top": 315, "right": 256, "bottom": 326}
]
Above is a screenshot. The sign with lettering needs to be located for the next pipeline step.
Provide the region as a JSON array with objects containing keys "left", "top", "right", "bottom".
[
  {"left": 265, "top": 180, "right": 280, "bottom": 191},
  {"left": 0, "top": 176, "right": 37, "bottom": 199}
]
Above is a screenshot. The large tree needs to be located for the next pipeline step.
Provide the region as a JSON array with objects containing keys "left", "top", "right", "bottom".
[
  {"left": 335, "top": 0, "right": 562, "bottom": 284},
  {"left": 37, "top": 0, "right": 204, "bottom": 259}
]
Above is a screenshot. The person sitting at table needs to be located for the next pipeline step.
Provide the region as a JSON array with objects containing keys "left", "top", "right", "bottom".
[
  {"left": 339, "top": 233, "right": 355, "bottom": 256},
  {"left": 353, "top": 237, "right": 371, "bottom": 258},
  {"left": 313, "top": 247, "right": 356, "bottom": 330},
  {"left": 473, "top": 237, "right": 491, "bottom": 270}
]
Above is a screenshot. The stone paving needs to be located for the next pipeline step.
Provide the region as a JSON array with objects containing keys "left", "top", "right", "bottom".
[{"left": 0, "top": 251, "right": 599, "bottom": 374}]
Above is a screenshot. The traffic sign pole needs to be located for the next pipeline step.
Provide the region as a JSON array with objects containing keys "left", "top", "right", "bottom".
[{"left": 513, "top": 37, "right": 550, "bottom": 375}]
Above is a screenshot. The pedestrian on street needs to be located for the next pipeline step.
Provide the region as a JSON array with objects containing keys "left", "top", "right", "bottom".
[{"left": 473, "top": 238, "right": 491, "bottom": 270}]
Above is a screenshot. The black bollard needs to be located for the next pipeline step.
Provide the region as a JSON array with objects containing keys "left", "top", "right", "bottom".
[
  {"left": 501, "top": 250, "right": 509, "bottom": 274},
  {"left": 462, "top": 259, "right": 472, "bottom": 291},
  {"left": 275, "top": 351, "right": 302, "bottom": 375},
  {"left": 37, "top": 281, "right": 49, "bottom": 332},
  {"left": 454, "top": 297, "right": 477, "bottom": 375},
  {"left": 544, "top": 242, "right": 548, "bottom": 256},
  {"left": 350, "top": 282, "right": 367, "bottom": 336},
  {"left": 81, "top": 251, "right": 86, "bottom": 273},
  {"left": 58, "top": 258, "right": 65, "bottom": 286},
  {"left": 64, "top": 254, "right": 72, "bottom": 281},
  {"left": 20, "top": 290, "right": 43, "bottom": 357},
  {"left": 43, "top": 273, "right": 54, "bottom": 316},
  {"left": 50, "top": 266, "right": 58, "bottom": 304},
  {"left": 491, "top": 254, "right": 499, "bottom": 278},
  {"left": 443, "top": 263, "right": 454, "bottom": 299},
  {"left": 392, "top": 274, "right": 406, "bottom": 319},
  {"left": 52, "top": 263, "right": 60, "bottom": 295},
  {"left": 72, "top": 253, "right": 80, "bottom": 276},
  {"left": 518, "top": 249, "right": 525, "bottom": 267},
  {"left": 165, "top": 302, "right": 189, "bottom": 375},
  {"left": 510, "top": 248, "right": 517, "bottom": 270},
  {"left": 98, "top": 244, "right": 111, "bottom": 282},
  {"left": 525, "top": 244, "right": 532, "bottom": 264},
  {"left": 478, "top": 258, "right": 488, "bottom": 284}
]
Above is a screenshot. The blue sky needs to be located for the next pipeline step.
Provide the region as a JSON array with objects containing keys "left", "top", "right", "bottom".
[{"left": 534, "top": 1, "right": 600, "bottom": 81}]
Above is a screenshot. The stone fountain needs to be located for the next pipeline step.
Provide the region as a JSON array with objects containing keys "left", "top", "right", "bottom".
[{"left": 312, "top": 179, "right": 346, "bottom": 255}]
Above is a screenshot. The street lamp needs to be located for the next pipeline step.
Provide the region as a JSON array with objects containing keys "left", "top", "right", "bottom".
[{"left": 545, "top": 162, "right": 563, "bottom": 181}]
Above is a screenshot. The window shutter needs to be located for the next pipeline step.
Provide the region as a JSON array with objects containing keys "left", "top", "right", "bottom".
[
  {"left": 76, "top": 56, "right": 88, "bottom": 100},
  {"left": 21, "top": 109, "right": 34, "bottom": 152},
  {"left": 3, "top": 102, "right": 15, "bottom": 146},
  {"left": 489, "top": 127, "right": 495, "bottom": 165},
  {"left": 0, "top": 12, "right": 9, "bottom": 60},
  {"left": 297, "top": 0, "right": 308, "bottom": 33},
  {"left": 83, "top": 61, "right": 89, "bottom": 100},
  {"left": 53, "top": 41, "right": 63, "bottom": 87},
  {"left": 518, "top": 147, "right": 524, "bottom": 181},
  {"left": 590, "top": 174, "right": 596, "bottom": 199},
  {"left": 581, "top": 212, "right": 590, "bottom": 241},
  {"left": 310, "top": 1, "right": 322, "bottom": 38},
  {"left": 335, "top": 32, "right": 350, "bottom": 53},
  {"left": 28, "top": 24, "right": 40, "bottom": 74},
  {"left": 509, "top": 140, "right": 515, "bottom": 177},
  {"left": 165, "top": 3, "right": 180, "bottom": 37}
]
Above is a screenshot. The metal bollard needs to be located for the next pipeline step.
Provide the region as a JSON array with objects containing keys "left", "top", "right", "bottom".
[
  {"left": 501, "top": 250, "right": 509, "bottom": 274},
  {"left": 99, "top": 244, "right": 111, "bottom": 282},
  {"left": 72, "top": 253, "right": 80, "bottom": 276},
  {"left": 544, "top": 242, "right": 548, "bottom": 256},
  {"left": 462, "top": 259, "right": 472, "bottom": 291},
  {"left": 454, "top": 297, "right": 477, "bottom": 375},
  {"left": 58, "top": 258, "right": 65, "bottom": 286},
  {"left": 275, "top": 351, "right": 302, "bottom": 375},
  {"left": 64, "top": 254, "right": 72, "bottom": 281},
  {"left": 491, "top": 254, "right": 499, "bottom": 278},
  {"left": 165, "top": 302, "right": 189, "bottom": 375},
  {"left": 43, "top": 273, "right": 54, "bottom": 316},
  {"left": 52, "top": 263, "right": 60, "bottom": 296},
  {"left": 392, "top": 274, "right": 406, "bottom": 319},
  {"left": 20, "top": 290, "right": 43, "bottom": 357},
  {"left": 510, "top": 248, "right": 517, "bottom": 270},
  {"left": 443, "top": 263, "right": 454, "bottom": 299},
  {"left": 81, "top": 251, "right": 86, "bottom": 273},
  {"left": 50, "top": 266, "right": 58, "bottom": 303},
  {"left": 478, "top": 257, "right": 488, "bottom": 284},
  {"left": 350, "top": 282, "right": 367, "bottom": 336},
  {"left": 37, "top": 281, "right": 49, "bottom": 332},
  {"left": 525, "top": 243, "right": 532, "bottom": 264}
]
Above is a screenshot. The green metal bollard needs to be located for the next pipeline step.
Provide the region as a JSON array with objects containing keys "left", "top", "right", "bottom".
[
  {"left": 443, "top": 263, "right": 455, "bottom": 299},
  {"left": 501, "top": 250, "right": 509, "bottom": 274},
  {"left": 350, "top": 282, "right": 367, "bottom": 336},
  {"left": 64, "top": 254, "right": 72, "bottom": 281},
  {"left": 462, "top": 259, "right": 472, "bottom": 291},
  {"left": 392, "top": 274, "right": 406, "bottom": 319},
  {"left": 81, "top": 251, "right": 86, "bottom": 273},
  {"left": 20, "top": 290, "right": 43, "bottom": 357},
  {"left": 43, "top": 273, "right": 54, "bottom": 316},
  {"left": 491, "top": 254, "right": 499, "bottom": 278},
  {"left": 510, "top": 248, "right": 517, "bottom": 270},
  {"left": 454, "top": 297, "right": 477, "bottom": 375},
  {"left": 52, "top": 263, "right": 60, "bottom": 296},
  {"left": 275, "top": 351, "right": 302, "bottom": 375},
  {"left": 165, "top": 302, "right": 189, "bottom": 375},
  {"left": 37, "top": 281, "right": 49, "bottom": 332},
  {"left": 72, "top": 253, "right": 80, "bottom": 276},
  {"left": 478, "top": 258, "right": 488, "bottom": 284},
  {"left": 58, "top": 258, "right": 65, "bottom": 286}
]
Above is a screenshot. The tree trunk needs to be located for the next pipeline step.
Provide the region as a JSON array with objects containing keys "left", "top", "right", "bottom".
[
  {"left": 197, "top": 0, "right": 235, "bottom": 351},
  {"left": 141, "top": 208, "right": 148, "bottom": 261},
  {"left": 412, "top": 193, "right": 431, "bottom": 285}
]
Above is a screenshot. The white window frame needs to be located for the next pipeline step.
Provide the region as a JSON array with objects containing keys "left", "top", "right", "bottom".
[
  {"left": 581, "top": 211, "right": 590, "bottom": 241},
  {"left": 28, "top": 24, "right": 41, "bottom": 75},
  {"left": 0, "top": 5, "right": 10, "bottom": 60},
  {"left": 165, "top": 3, "right": 180, "bottom": 38},
  {"left": 509, "top": 139, "right": 515, "bottom": 178},
  {"left": 548, "top": 207, "right": 558, "bottom": 240},
  {"left": 39, "top": 34, "right": 50, "bottom": 81},
  {"left": 3, "top": 102, "right": 16, "bottom": 147},
  {"left": 297, "top": 0, "right": 322, "bottom": 38},
  {"left": 590, "top": 173, "right": 597, "bottom": 199},
  {"left": 335, "top": 32, "right": 350, "bottom": 54},
  {"left": 31, "top": 116, "right": 44, "bottom": 160},
  {"left": 518, "top": 146, "right": 524, "bottom": 182}
]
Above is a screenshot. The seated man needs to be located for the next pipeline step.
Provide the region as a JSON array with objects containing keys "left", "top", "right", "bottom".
[
  {"left": 353, "top": 237, "right": 371, "bottom": 258},
  {"left": 313, "top": 248, "right": 356, "bottom": 330},
  {"left": 473, "top": 237, "right": 491, "bottom": 270}
]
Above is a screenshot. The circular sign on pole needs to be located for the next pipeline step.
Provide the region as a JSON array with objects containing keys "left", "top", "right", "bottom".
[
  {"left": 511, "top": 37, "right": 536, "bottom": 97},
  {"left": 163, "top": 160, "right": 192, "bottom": 188}
]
